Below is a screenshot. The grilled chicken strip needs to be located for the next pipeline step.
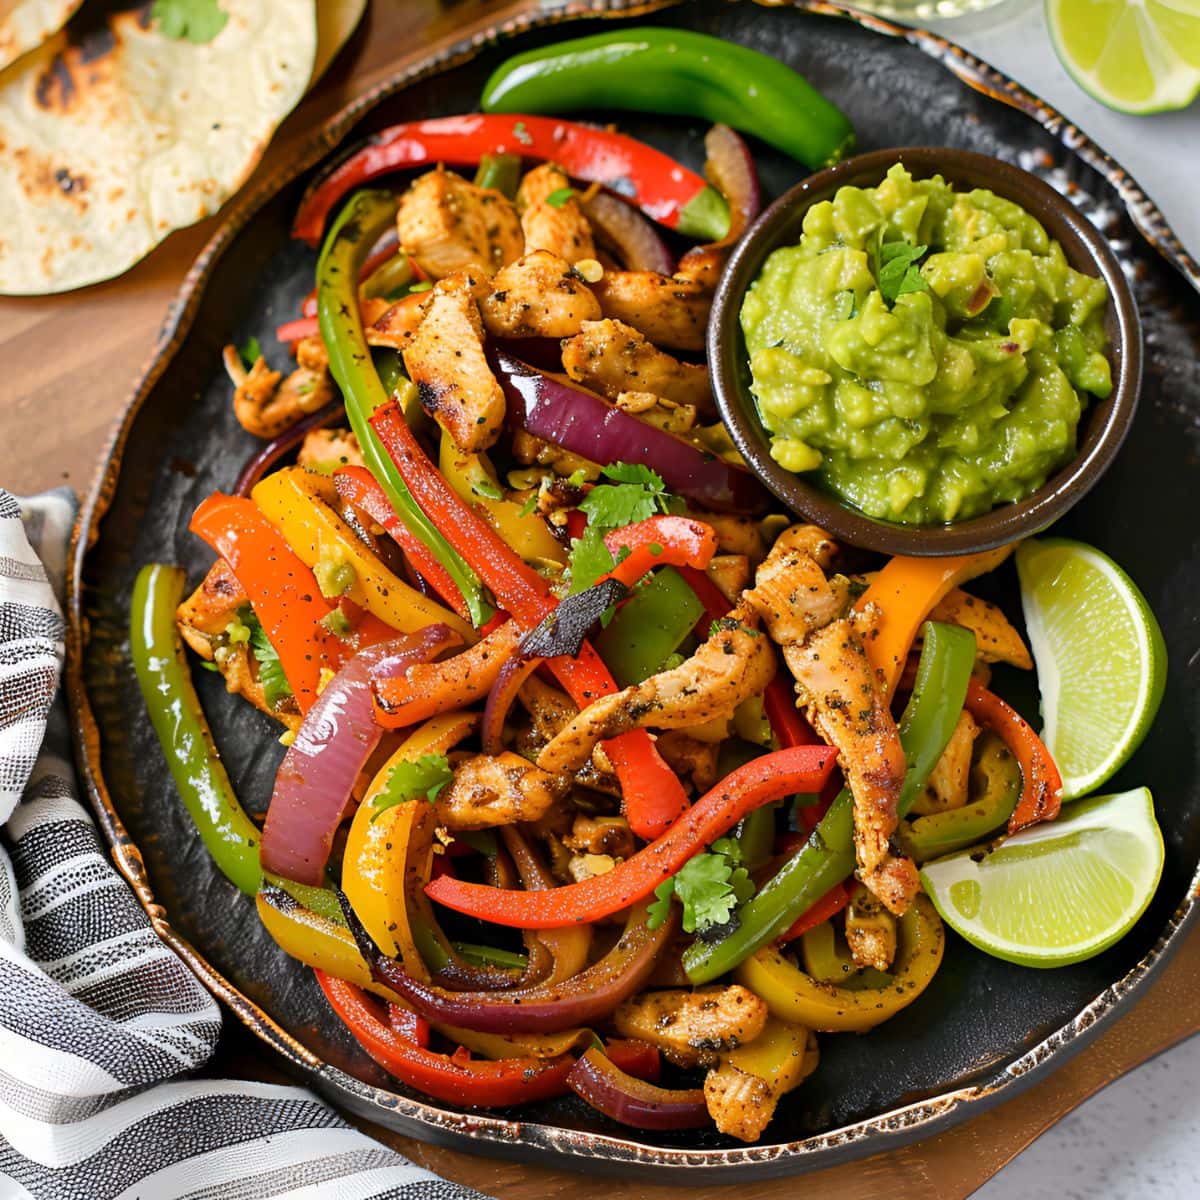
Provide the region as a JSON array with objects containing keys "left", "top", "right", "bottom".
[
  {"left": 516, "top": 163, "right": 595, "bottom": 264},
  {"left": 614, "top": 986, "right": 768, "bottom": 1068},
  {"left": 478, "top": 250, "right": 601, "bottom": 338},
  {"left": 435, "top": 752, "right": 564, "bottom": 830},
  {"left": 402, "top": 274, "right": 505, "bottom": 453},
  {"left": 912, "top": 709, "right": 979, "bottom": 815},
  {"left": 589, "top": 269, "right": 711, "bottom": 351},
  {"left": 927, "top": 589, "right": 1033, "bottom": 669},
  {"left": 297, "top": 428, "right": 363, "bottom": 472},
  {"left": 743, "top": 526, "right": 917, "bottom": 915},
  {"left": 535, "top": 608, "right": 775, "bottom": 775},
  {"left": 561, "top": 318, "right": 714, "bottom": 415},
  {"left": 397, "top": 167, "right": 523, "bottom": 279}
]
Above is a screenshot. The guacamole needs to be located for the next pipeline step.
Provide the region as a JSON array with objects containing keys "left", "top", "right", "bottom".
[{"left": 740, "top": 164, "right": 1112, "bottom": 525}]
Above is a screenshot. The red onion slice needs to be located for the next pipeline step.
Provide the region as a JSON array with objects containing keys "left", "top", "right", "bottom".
[
  {"left": 481, "top": 653, "right": 542, "bottom": 756},
  {"left": 568, "top": 1049, "right": 709, "bottom": 1130},
  {"left": 582, "top": 192, "right": 675, "bottom": 274},
  {"left": 261, "top": 625, "right": 461, "bottom": 885},
  {"left": 703, "top": 124, "right": 762, "bottom": 247}
]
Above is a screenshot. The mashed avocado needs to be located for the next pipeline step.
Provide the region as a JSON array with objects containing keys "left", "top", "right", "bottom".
[{"left": 740, "top": 164, "right": 1112, "bottom": 525}]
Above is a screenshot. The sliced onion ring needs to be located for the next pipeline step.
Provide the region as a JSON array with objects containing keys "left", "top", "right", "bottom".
[
  {"left": 481, "top": 653, "right": 542, "bottom": 756},
  {"left": 568, "top": 1048, "right": 709, "bottom": 1130},
  {"left": 582, "top": 192, "right": 675, "bottom": 274},
  {"left": 703, "top": 124, "right": 762, "bottom": 247}
]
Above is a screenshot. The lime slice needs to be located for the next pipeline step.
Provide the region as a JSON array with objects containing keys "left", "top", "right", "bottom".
[
  {"left": 1017, "top": 537, "right": 1166, "bottom": 801},
  {"left": 1046, "top": 0, "right": 1200, "bottom": 114},
  {"left": 920, "top": 788, "right": 1163, "bottom": 967}
]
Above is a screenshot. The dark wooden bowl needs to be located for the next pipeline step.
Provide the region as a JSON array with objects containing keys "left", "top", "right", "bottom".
[{"left": 709, "top": 146, "right": 1143, "bottom": 555}]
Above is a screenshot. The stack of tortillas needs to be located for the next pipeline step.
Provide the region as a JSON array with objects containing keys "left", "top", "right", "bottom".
[{"left": 0, "top": 0, "right": 365, "bottom": 295}]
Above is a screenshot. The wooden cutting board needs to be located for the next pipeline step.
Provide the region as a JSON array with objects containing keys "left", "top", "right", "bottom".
[{"left": 3, "top": 2, "right": 1197, "bottom": 1195}]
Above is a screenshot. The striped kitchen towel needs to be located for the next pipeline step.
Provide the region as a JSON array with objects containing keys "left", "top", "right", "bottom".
[{"left": 0, "top": 488, "right": 488, "bottom": 1200}]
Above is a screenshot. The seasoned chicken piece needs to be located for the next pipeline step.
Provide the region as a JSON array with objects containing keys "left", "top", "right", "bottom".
[
  {"left": 844, "top": 882, "right": 898, "bottom": 972},
  {"left": 615, "top": 986, "right": 768, "bottom": 1069},
  {"left": 694, "top": 512, "right": 767, "bottom": 562},
  {"left": 176, "top": 558, "right": 247, "bottom": 656},
  {"left": 911, "top": 710, "right": 979, "bottom": 815},
  {"left": 297, "top": 427, "right": 363, "bottom": 472},
  {"left": 704, "top": 1019, "right": 818, "bottom": 1143},
  {"left": 535, "top": 608, "right": 775, "bottom": 775},
  {"left": 563, "top": 815, "right": 635, "bottom": 859},
  {"left": 295, "top": 335, "right": 329, "bottom": 373},
  {"left": 743, "top": 527, "right": 916, "bottom": 915},
  {"left": 560, "top": 318, "right": 714, "bottom": 415},
  {"left": 705, "top": 555, "right": 751, "bottom": 605},
  {"left": 590, "top": 270, "right": 711, "bottom": 351},
  {"left": 675, "top": 245, "right": 725, "bottom": 293},
  {"left": 435, "top": 752, "right": 564, "bottom": 830},
  {"left": 403, "top": 275, "right": 505, "bottom": 453},
  {"left": 510, "top": 430, "right": 600, "bottom": 481},
  {"left": 614, "top": 390, "right": 696, "bottom": 434},
  {"left": 365, "top": 292, "right": 428, "bottom": 351},
  {"left": 218, "top": 645, "right": 302, "bottom": 733},
  {"left": 397, "top": 168, "right": 523, "bottom": 279},
  {"left": 223, "top": 349, "right": 284, "bottom": 438},
  {"left": 927, "top": 589, "right": 1033, "bottom": 669},
  {"left": 516, "top": 163, "right": 595, "bottom": 263},
  {"left": 654, "top": 731, "right": 720, "bottom": 793},
  {"left": 513, "top": 675, "right": 620, "bottom": 797},
  {"left": 478, "top": 250, "right": 601, "bottom": 339}
]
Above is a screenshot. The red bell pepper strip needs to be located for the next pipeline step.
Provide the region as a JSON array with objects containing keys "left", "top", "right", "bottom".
[
  {"left": 386, "top": 1003, "right": 431, "bottom": 1048},
  {"left": 601, "top": 516, "right": 717, "bottom": 588},
  {"left": 333, "top": 465, "right": 469, "bottom": 620},
  {"left": 426, "top": 746, "right": 837, "bottom": 929},
  {"left": 189, "top": 494, "right": 393, "bottom": 712},
  {"left": 275, "top": 315, "right": 321, "bottom": 344},
  {"left": 368, "top": 401, "right": 687, "bottom": 838},
  {"left": 315, "top": 972, "right": 574, "bottom": 1107},
  {"left": 293, "top": 114, "right": 729, "bottom": 247},
  {"left": 776, "top": 881, "right": 852, "bottom": 944},
  {"left": 964, "top": 678, "right": 1063, "bottom": 834}
]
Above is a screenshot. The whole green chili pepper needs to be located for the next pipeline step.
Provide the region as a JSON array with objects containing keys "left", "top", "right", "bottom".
[
  {"left": 593, "top": 567, "right": 704, "bottom": 688},
  {"left": 900, "top": 733, "right": 1021, "bottom": 863},
  {"left": 130, "top": 564, "right": 342, "bottom": 921},
  {"left": 316, "top": 190, "right": 492, "bottom": 627},
  {"left": 684, "top": 621, "right": 976, "bottom": 983},
  {"left": 473, "top": 153, "right": 523, "bottom": 199},
  {"left": 481, "top": 27, "right": 855, "bottom": 169}
]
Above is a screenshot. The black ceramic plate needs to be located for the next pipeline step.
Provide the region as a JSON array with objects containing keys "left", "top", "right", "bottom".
[{"left": 69, "top": 0, "right": 1200, "bottom": 1182}]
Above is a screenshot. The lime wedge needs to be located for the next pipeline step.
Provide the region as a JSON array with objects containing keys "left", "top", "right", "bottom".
[
  {"left": 1046, "top": 0, "right": 1200, "bottom": 114},
  {"left": 1017, "top": 538, "right": 1166, "bottom": 800},
  {"left": 920, "top": 788, "right": 1163, "bottom": 967}
]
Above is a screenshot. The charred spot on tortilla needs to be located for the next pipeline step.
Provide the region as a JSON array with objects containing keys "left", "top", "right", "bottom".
[{"left": 34, "top": 55, "right": 76, "bottom": 112}]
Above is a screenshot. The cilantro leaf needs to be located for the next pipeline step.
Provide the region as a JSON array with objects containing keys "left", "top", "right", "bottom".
[
  {"left": 238, "top": 335, "right": 262, "bottom": 369},
  {"left": 567, "top": 527, "right": 617, "bottom": 594},
  {"left": 545, "top": 186, "right": 575, "bottom": 209},
  {"left": 876, "top": 241, "right": 930, "bottom": 305},
  {"left": 601, "top": 463, "right": 665, "bottom": 488},
  {"left": 372, "top": 754, "right": 454, "bottom": 818},
  {"left": 646, "top": 879, "right": 676, "bottom": 931},
  {"left": 648, "top": 840, "right": 758, "bottom": 935},
  {"left": 152, "top": 0, "right": 229, "bottom": 43},
  {"left": 518, "top": 493, "right": 539, "bottom": 518},
  {"left": 248, "top": 617, "right": 292, "bottom": 710}
]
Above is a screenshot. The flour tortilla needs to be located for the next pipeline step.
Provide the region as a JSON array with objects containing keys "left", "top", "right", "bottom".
[
  {"left": 312, "top": 0, "right": 366, "bottom": 87},
  {"left": 0, "top": 0, "right": 82, "bottom": 73},
  {"left": 0, "top": 0, "right": 317, "bottom": 294}
]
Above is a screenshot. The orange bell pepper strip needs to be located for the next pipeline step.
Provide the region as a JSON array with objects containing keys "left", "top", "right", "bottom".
[
  {"left": 852, "top": 547, "right": 1014, "bottom": 697},
  {"left": 601, "top": 515, "right": 718, "bottom": 587},
  {"left": 315, "top": 972, "right": 576, "bottom": 1107},
  {"left": 425, "top": 745, "right": 838, "bottom": 929},
  {"left": 368, "top": 400, "right": 688, "bottom": 838},
  {"left": 372, "top": 622, "right": 522, "bottom": 728},
  {"left": 189, "top": 494, "right": 393, "bottom": 712},
  {"left": 964, "top": 678, "right": 1063, "bottom": 833}
]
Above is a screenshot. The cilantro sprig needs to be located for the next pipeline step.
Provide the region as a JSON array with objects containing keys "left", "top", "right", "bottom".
[
  {"left": 545, "top": 186, "right": 576, "bottom": 209},
  {"left": 646, "top": 837, "right": 755, "bottom": 935},
  {"left": 871, "top": 233, "right": 931, "bottom": 306},
  {"left": 568, "top": 463, "right": 683, "bottom": 593},
  {"left": 371, "top": 754, "right": 455, "bottom": 819},
  {"left": 246, "top": 615, "right": 292, "bottom": 710},
  {"left": 152, "top": 0, "right": 229, "bottom": 43},
  {"left": 238, "top": 336, "right": 262, "bottom": 370}
]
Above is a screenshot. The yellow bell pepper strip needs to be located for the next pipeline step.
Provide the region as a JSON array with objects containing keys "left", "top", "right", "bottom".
[
  {"left": 130, "top": 563, "right": 340, "bottom": 917},
  {"left": 737, "top": 895, "right": 944, "bottom": 1033},
  {"left": 964, "top": 678, "right": 1064, "bottom": 834},
  {"left": 900, "top": 733, "right": 1022, "bottom": 862},
  {"left": 425, "top": 747, "right": 838, "bottom": 929},
  {"left": 437, "top": 431, "right": 565, "bottom": 566},
  {"left": 316, "top": 972, "right": 577, "bottom": 1108},
  {"left": 342, "top": 712, "right": 480, "bottom": 978},
  {"left": 702, "top": 1017, "right": 819, "bottom": 1143},
  {"left": 316, "top": 188, "right": 491, "bottom": 627},
  {"left": 853, "top": 546, "right": 1014, "bottom": 696},
  {"left": 250, "top": 467, "right": 473, "bottom": 641}
]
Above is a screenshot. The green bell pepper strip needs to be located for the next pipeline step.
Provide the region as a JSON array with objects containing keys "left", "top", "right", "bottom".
[
  {"left": 130, "top": 564, "right": 342, "bottom": 921},
  {"left": 593, "top": 567, "right": 704, "bottom": 688},
  {"left": 473, "top": 153, "right": 522, "bottom": 199},
  {"left": 481, "top": 27, "right": 855, "bottom": 169},
  {"left": 899, "top": 733, "right": 1022, "bottom": 863},
  {"left": 684, "top": 620, "right": 976, "bottom": 983},
  {"left": 316, "top": 189, "right": 492, "bottom": 627},
  {"left": 799, "top": 919, "right": 890, "bottom": 990},
  {"left": 452, "top": 942, "right": 529, "bottom": 972}
]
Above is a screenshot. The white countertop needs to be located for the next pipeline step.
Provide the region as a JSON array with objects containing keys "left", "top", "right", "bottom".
[{"left": 921, "top": 4, "right": 1200, "bottom": 1197}]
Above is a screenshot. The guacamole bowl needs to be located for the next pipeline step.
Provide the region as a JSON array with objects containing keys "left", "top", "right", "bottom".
[{"left": 709, "top": 146, "right": 1142, "bottom": 555}]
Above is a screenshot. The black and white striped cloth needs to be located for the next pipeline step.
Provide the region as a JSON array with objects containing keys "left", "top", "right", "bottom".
[{"left": 0, "top": 488, "right": 488, "bottom": 1200}]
